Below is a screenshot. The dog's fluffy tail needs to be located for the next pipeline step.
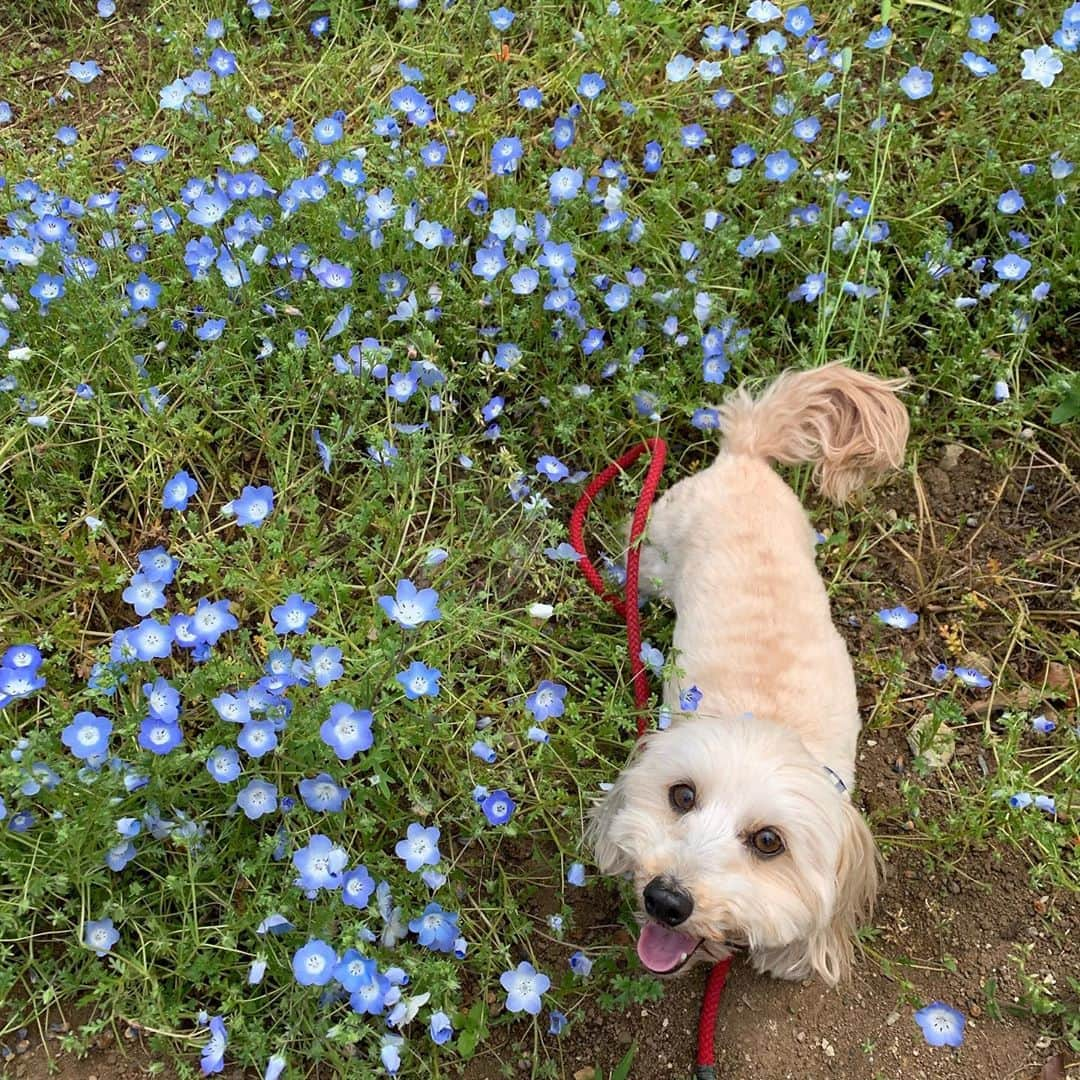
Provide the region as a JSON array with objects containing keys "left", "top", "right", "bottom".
[{"left": 718, "top": 363, "right": 909, "bottom": 504}]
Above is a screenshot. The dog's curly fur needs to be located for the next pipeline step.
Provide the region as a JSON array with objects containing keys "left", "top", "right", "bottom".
[{"left": 587, "top": 363, "right": 909, "bottom": 985}]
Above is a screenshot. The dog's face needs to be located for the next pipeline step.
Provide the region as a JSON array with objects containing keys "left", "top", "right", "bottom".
[{"left": 588, "top": 714, "right": 878, "bottom": 984}]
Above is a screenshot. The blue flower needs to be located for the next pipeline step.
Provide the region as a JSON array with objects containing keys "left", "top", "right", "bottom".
[
  {"left": 138, "top": 546, "right": 178, "bottom": 585},
  {"left": 549, "top": 166, "right": 584, "bottom": 203},
  {"left": 1022, "top": 45, "right": 1064, "bottom": 87},
  {"left": 472, "top": 740, "right": 497, "bottom": 763},
  {"left": 954, "top": 667, "right": 992, "bottom": 689},
  {"left": 313, "top": 115, "right": 343, "bottom": 145},
  {"left": 526, "top": 680, "right": 567, "bottom": 722},
  {"left": 536, "top": 455, "right": 570, "bottom": 482},
  {"left": 228, "top": 485, "right": 274, "bottom": 527},
  {"left": 914, "top": 1002, "right": 965, "bottom": 1047},
  {"left": 747, "top": 0, "right": 781, "bottom": 20},
  {"left": 310, "top": 644, "right": 344, "bottom": 688},
  {"left": 481, "top": 789, "right": 516, "bottom": 826},
  {"left": 968, "top": 13, "right": 999, "bottom": 41},
  {"left": 784, "top": 4, "right": 814, "bottom": 35},
  {"left": 961, "top": 51, "right": 998, "bottom": 76},
  {"left": 237, "top": 721, "right": 278, "bottom": 758},
  {"left": 321, "top": 702, "right": 374, "bottom": 760},
  {"left": 397, "top": 660, "right": 441, "bottom": 700},
  {"left": 997, "top": 190, "right": 1025, "bottom": 214},
  {"left": 292, "top": 939, "right": 338, "bottom": 987},
  {"left": 577, "top": 72, "right": 606, "bottom": 100},
  {"left": 489, "top": 5, "right": 515, "bottom": 30},
  {"left": 69, "top": 59, "right": 102, "bottom": 83},
  {"left": 876, "top": 605, "right": 918, "bottom": 630},
  {"left": 763, "top": 149, "right": 799, "bottom": 181},
  {"left": 292, "top": 834, "right": 347, "bottom": 895},
  {"left": 191, "top": 598, "right": 238, "bottom": 646},
  {"left": 665, "top": 54, "right": 695, "bottom": 82},
  {"left": 138, "top": 716, "right": 183, "bottom": 755},
  {"left": 84, "top": 917, "right": 119, "bottom": 956},
  {"left": 1032, "top": 714, "right": 1056, "bottom": 734},
  {"left": 271, "top": 593, "right": 317, "bottom": 635},
  {"left": 144, "top": 677, "right": 180, "bottom": 722},
  {"left": 3, "top": 645, "right": 42, "bottom": 673},
  {"left": 491, "top": 136, "right": 524, "bottom": 175},
  {"left": 899, "top": 66, "right": 934, "bottom": 100},
  {"left": 236, "top": 778, "right": 277, "bottom": 819},
  {"left": 129, "top": 618, "right": 174, "bottom": 660},
  {"left": 570, "top": 950, "right": 593, "bottom": 976},
  {"left": 549, "top": 1011, "right": 568, "bottom": 1035},
  {"left": 349, "top": 962, "right": 392, "bottom": 1014},
  {"left": 61, "top": 711, "right": 111, "bottom": 759},
  {"left": 299, "top": 773, "right": 349, "bottom": 813},
  {"left": 200, "top": 1016, "right": 228, "bottom": 1076},
  {"left": 409, "top": 902, "right": 459, "bottom": 952},
  {"left": 206, "top": 746, "right": 241, "bottom": 783},
  {"left": 333, "top": 949, "right": 376, "bottom": 993},
  {"left": 931, "top": 663, "right": 951, "bottom": 683},
  {"left": 864, "top": 26, "right": 893, "bottom": 49},
  {"left": 429, "top": 1010, "right": 454, "bottom": 1045},
  {"left": 500, "top": 961, "right": 550, "bottom": 1015},
  {"left": 396, "top": 822, "right": 441, "bottom": 871},
  {"left": 122, "top": 573, "right": 166, "bottom": 616},
  {"left": 567, "top": 862, "right": 586, "bottom": 886},
  {"left": 342, "top": 866, "right": 376, "bottom": 909},
  {"left": 379, "top": 579, "right": 441, "bottom": 629},
  {"left": 993, "top": 253, "right": 1031, "bottom": 281},
  {"left": 448, "top": 89, "right": 476, "bottom": 113},
  {"left": 163, "top": 470, "right": 198, "bottom": 510}
]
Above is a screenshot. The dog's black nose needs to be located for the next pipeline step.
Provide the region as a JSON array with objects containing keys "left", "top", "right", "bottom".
[{"left": 643, "top": 877, "right": 694, "bottom": 926}]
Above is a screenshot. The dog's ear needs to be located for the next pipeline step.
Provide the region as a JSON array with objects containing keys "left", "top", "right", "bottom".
[
  {"left": 585, "top": 772, "right": 633, "bottom": 877},
  {"left": 804, "top": 797, "right": 880, "bottom": 986}
]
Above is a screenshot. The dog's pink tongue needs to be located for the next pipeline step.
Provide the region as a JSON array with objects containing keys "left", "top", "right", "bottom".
[{"left": 637, "top": 922, "right": 700, "bottom": 973}]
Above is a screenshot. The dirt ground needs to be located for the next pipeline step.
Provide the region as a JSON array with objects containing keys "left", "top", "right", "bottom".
[{"left": 5, "top": 442, "right": 1078, "bottom": 1079}]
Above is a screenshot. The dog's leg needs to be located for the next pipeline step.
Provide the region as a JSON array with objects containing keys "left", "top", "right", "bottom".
[{"left": 625, "top": 478, "right": 698, "bottom": 602}]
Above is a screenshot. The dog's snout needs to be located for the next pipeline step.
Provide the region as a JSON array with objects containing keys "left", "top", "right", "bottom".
[{"left": 643, "top": 877, "right": 694, "bottom": 926}]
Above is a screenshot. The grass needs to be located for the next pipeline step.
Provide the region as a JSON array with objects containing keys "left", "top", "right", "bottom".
[{"left": 0, "top": 0, "right": 1078, "bottom": 1075}]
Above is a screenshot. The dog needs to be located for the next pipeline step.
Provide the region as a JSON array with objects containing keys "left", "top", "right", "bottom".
[{"left": 587, "top": 363, "right": 909, "bottom": 985}]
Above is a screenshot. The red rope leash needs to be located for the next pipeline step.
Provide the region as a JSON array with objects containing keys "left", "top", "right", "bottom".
[{"left": 569, "top": 438, "right": 732, "bottom": 1077}]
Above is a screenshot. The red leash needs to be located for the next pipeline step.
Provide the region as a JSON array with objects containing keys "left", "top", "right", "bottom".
[{"left": 569, "top": 438, "right": 732, "bottom": 1078}]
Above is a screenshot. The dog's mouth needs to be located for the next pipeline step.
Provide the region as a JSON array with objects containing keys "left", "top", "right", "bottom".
[{"left": 636, "top": 921, "right": 702, "bottom": 974}]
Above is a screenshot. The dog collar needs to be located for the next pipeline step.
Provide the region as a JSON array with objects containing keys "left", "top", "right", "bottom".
[{"left": 822, "top": 765, "right": 847, "bottom": 794}]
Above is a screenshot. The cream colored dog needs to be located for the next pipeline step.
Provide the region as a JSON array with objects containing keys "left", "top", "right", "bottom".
[{"left": 588, "top": 364, "right": 909, "bottom": 985}]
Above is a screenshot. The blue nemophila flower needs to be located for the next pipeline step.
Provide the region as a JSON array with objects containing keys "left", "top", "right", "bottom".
[
  {"left": 138, "top": 716, "right": 183, "bottom": 755},
  {"left": 481, "top": 789, "right": 516, "bottom": 825},
  {"left": 236, "top": 778, "right": 277, "bottom": 819},
  {"left": 1022, "top": 46, "right": 1064, "bottom": 88},
  {"left": 84, "top": 917, "right": 119, "bottom": 956},
  {"left": 899, "top": 66, "right": 934, "bottom": 100},
  {"left": 1009, "top": 791, "right": 1033, "bottom": 809},
  {"left": 876, "top": 605, "right": 918, "bottom": 630},
  {"left": 526, "top": 680, "right": 567, "bottom": 721},
  {"left": 764, "top": 150, "right": 799, "bottom": 181},
  {"left": 122, "top": 573, "right": 166, "bottom": 616},
  {"left": 536, "top": 455, "right": 569, "bottom": 482},
  {"left": 190, "top": 598, "right": 238, "bottom": 646},
  {"left": 397, "top": 660, "right": 440, "bottom": 700},
  {"left": 914, "top": 1002, "right": 965, "bottom": 1048},
  {"left": 321, "top": 702, "right": 374, "bottom": 760},
  {"left": 864, "top": 26, "right": 893, "bottom": 49},
  {"left": 472, "top": 740, "right": 497, "bottom": 763},
  {"left": 293, "top": 834, "right": 347, "bottom": 895},
  {"left": 430, "top": 1011, "right": 453, "bottom": 1045},
  {"left": 125, "top": 273, "right": 161, "bottom": 310},
  {"left": 409, "top": 902, "right": 459, "bottom": 952},
  {"left": 577, "top": 72, "right": 606, "bottom": 100},
  {"left": 256, "top": 913, "right": 294, "bottom": 936},
  {"left": 61, "top": 711, "right": 111, "bottom": 759},
  {"left": 549, "top": 1012, "right": 568, "bottom": 1035},
  {"left": 793, "top": 116, "right": 821, "bottom": 142},
  {"left": 993, "top": 253, "right": 1031, "bottom": 281},
  {"left": 145, "top": 677, "right": 179, "bottom": 722},
  {"left": 748, "top": 0, "right": 781, "bottom": 20},
  {"left": 489, "top": 5, "right": 515, "bottom": 29},
  {"left": 491, "top": 136, "right": 524, "bottom": 175},
  {"left": 313, "top": 116, "right": 343, "bottom": 145},
  {"left": 139, "top": 546, "right": 178, "bottom": 585},
  {"left": 198, "top": 1016, "right": 227, "bottom": 1077},
  {"left": 129, "top": 618, "right": 174, "bottom": 660},
  {"left": 213, "top": 692, "right": 251, "bottom": 725},
  {"left": 396, "top": 822, "right": 441, "bottom": 871},
  {"left": 962, "top": 51, "right": 998, "bottom": 76},
  {"left": 334, "top": 948, "right": 376, "bottom": 993},
  {"left": 666, "top": 54, "right": 695, "bottom": 82},
  {"left": 968, "top": 13, "right": 999, "bottom": 41},
  {"left": 342, "top": 866, "right": 376, "bottom": 909},
  {"left": 549, "top": 166, "right": 584, "bottom": 202},
  {"left": 954, "top": 666, "right": 992, "bottom": 689},
  {"left": 163, "top": 469, "right": 198, "bottom": 513},
  {"left": 237, "top": 720, "right": 278, "bottom": 758},
  {"left": 308, "top": 645, "right": 343, "bottom": 688},
  {"left": 569, "top": 950, "right": 593, "bottom": 977},
  {"left": 4, "top": 645, "right": 42, "bottom": 672},
  {"left": 518, "top": 85, "right": 543, "bottom": 108},
  {"left": 271, "top": 593, "right": 317, "bottom": 635},
  {"left": 68, "top": 59, "right": 102, "bottom": 83},
  {"left": 997, "top": 190, "right": 1025, "bottom": 214},
  {"left": 501, "top": 961, "right": 550, "bottom": 1015},
  {"left": 567, "top": 862, "right": 586, "bottom": 886},
  {"left": 1032, "top": 714, "right": 1056, "bottom": 734},
  {"left": 784, "top": 4, "right": 814, "bottom": 35},
  {"left": 206, "top": 746, "right": 241, "bottom": 783},
  {"left": 299, "top": 773, "right": 349, "bottom": 813},
  {"left": 228, "top": 484, "right": 274, "bottom": 527},
  {"left": 379, "top": 579, "right": 441, "bottom": 629},
  {"left": 293, "top": 939, "right": 338, "bottom": 987}
]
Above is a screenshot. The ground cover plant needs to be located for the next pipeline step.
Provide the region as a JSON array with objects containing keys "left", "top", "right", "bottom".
[{"left": 0, "top": 0, "right": 1077, "bottom": 1077}]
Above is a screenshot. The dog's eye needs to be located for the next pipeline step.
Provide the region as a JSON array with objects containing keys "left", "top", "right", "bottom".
[
  {"left": 668, "top": 783, "right": 696, "bottom": 813},
  {"left": 749, "top": 827, "right": 785, "bottom": 857}
]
